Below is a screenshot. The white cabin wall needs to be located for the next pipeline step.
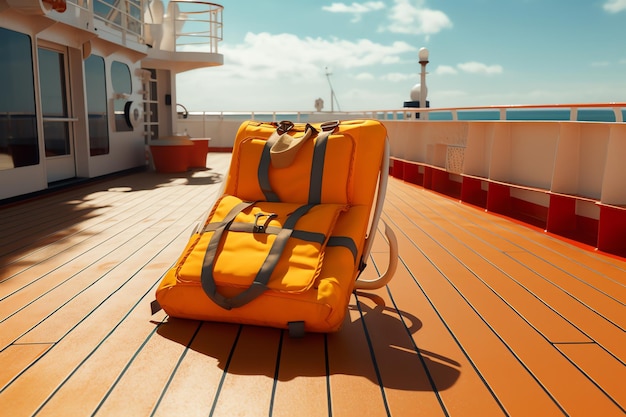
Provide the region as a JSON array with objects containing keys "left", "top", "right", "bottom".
[
  {"left": 68, "top": 46, "right": 90, "bottom": 178},
  {"left": 154, "top": 68, "right": 173, "bottom": 138},
  {"left": 78, "top": 42, "right": 147, "bottom": 178}
]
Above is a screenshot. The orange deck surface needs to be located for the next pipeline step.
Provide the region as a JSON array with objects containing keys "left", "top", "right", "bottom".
[{"left": 1, "top": 153, "right": 624, "bottom": 416}]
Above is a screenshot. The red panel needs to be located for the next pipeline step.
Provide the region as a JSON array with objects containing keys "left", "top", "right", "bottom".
[
  {"left": 510, "top": 197, "right": 548, "bottom": 229},
  {"left": 462, "top": 177, "right": 487, "bottom": 208},
  {"left": 423, "top": 166, "right": 433, "bottom": 190},
  {"left": 598, "top": 205, "right": 626, "bottom": 257},
  {"left": 391, "top": 159, "right": 405, "bottom": 179},
  {"left": 487, "top": 183, "right": 511, "bottom": 216},
  {"left": 403, "top": 162, "right": 423, "bottom": 186}
]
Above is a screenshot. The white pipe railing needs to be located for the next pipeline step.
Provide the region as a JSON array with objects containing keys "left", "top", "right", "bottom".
[
  {"left": 170, "top": 0, "right": 223, "bottom": 53},
  {"left": 173, "top": 103, "right": 626, "bottom": 151},
  {"left": 64, "top": 0, "right": 223, "bottom": 52},
  {"left": 178, "top": 102, "right": 626, "bottom": 124},
  {"left": 90, "top": 0, "right": 144, "bottom": 40}
]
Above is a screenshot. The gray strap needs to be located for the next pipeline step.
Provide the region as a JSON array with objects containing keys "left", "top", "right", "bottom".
[
  {"left": 258, "top": 132, "right": 281, "bottom": 202},
  {"left": 259, "top": 124, "right": 329, "bottom": 204},
  {"left": 229, "top": 223, "right": 326, "bottom": 245},
  {"left": 308, "top": 130, "right": 331, "bottom": 205},
  {"left": 201, "top": 203, "right": 314, "bottom": 310},
  {"left": 327, "top": 236, "right": 358, "bottom": 263},
  {"left": 200, "top": 201, "right": 255, "bottom": 307}
]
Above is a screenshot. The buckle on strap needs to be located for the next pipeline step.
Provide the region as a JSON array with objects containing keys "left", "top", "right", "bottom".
[
  {"left": 276, "top": 120, "right": 294, "bottom": 134},
  {"left": 320, "top": 120, "right": 339, "bottom": 132},
  {"left": 253, "top": 212, "right": 277, "bottom": 233}
]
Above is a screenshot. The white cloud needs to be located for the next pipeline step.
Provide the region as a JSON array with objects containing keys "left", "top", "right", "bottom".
[
  {"left": 603, "top": 0, "right": 626, "bottom": 13},
  {"left": 381, "top": 72, "right": 416, "bottom": 82},
  {"left": 457, "top": 62, "right": 503, "bottom": 75},
  {"left": 322, "top": 1, "right": 386, "bottom": 22},
  {"left": 177, "top": 32, "right": 418, "bottom": 111},
  {"left": 591, "top": 61, "right": 610, "bottom": 67},
  {"left": 322, "top": 1, "right": 386, "bottom": 13},
  {"left": 385, "top": 0, "right": 452, "bottom": 35},
  {"left": 434, "top": 65, "right": 457, "bottom": 75},
  {"left": 355, "top": 72, "right": 376, "bottom": 80},
  {"left": 219, "top": 33, "right": 415, "bottom": 81}
]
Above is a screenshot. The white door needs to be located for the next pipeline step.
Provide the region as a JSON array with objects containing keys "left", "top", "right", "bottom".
[{"left": 38, "top": 45, "right": 76, "bottom": 183}]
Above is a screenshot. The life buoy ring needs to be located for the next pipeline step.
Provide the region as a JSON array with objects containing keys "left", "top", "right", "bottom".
[
  {"left": 42, "top": 0, "right": 67, "bottom": 13},
  {"left": 124, "top": 100, "right": 143, "bottom": 129}
]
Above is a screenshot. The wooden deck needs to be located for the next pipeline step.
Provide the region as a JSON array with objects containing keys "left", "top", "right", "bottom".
[{"left": 1, "top": 152, "right": 625, "bottom": 417}]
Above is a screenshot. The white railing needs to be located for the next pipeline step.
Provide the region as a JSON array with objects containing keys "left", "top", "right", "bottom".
[
  {"left": 177, "top": 102, "right": 626, "bottom": 124},
  {"left": 62, "top": 0, "right": 223, "bottom": 52},
  {"left": 87, "top": 0, "right": 144, "bottom": 40},
  {"left": 172, "top": 102, "right": 626, "bottom": 257},
  {"left": 173, "top": 102, "right": 626, "bottom": 162},
  {"left": 416, "top": 102, "right": 626, "bottom": 122},
  {"left": 169, "top": 0, "right": 223, "bottom": 53},
  {"left": 144, "top": 0, "right": 223, "bottom": 52}
]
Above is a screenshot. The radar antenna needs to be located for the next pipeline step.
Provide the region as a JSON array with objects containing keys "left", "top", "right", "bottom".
[{"left": 325, "top": 67, "right": 341, "bottom": 112}]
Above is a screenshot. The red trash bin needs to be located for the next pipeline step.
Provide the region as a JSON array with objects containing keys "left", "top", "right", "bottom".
[
  {"left": 189, "top": 138, "right": 210, "bottom": 168},
  {"left": 149, "top": 137, "right": 194, "bottom": 173}
]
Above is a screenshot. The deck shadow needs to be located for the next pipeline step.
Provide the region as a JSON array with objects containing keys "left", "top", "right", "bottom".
[
  {"left": 156, "top": 292, "right": 460, "bottom": 392},
  {"left": 116, "top": 168, "right": 224, "bottom": 191},
  {"left": 0, "top": 168, "right": 224, "bottom": 274}
]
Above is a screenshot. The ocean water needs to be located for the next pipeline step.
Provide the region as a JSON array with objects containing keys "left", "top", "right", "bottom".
[
  {"left": 203, "top": 109, "right": 625, "bottom": 123},
  {"left": 427, "top": 108, "right": 624, "bottom": 122}
]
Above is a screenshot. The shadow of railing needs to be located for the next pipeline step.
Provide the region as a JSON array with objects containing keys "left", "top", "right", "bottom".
[{"left": 0, "top": 166, "right": 224, "bottom": 285}]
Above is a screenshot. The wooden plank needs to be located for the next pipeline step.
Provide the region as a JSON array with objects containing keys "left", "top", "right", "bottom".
[
  {"left": 420, "top": 181, "right": 626, "bottom": 299},
  {"left": 151, "top": 322, "right": 243, "bottom": 417},
  {"left": 0, "top": 184, "right": 216, "bottom": 350},
  {"left": 0, "top": 181, "right": 121, "bottom": 234},
  {"left": 386, "top": 181, "right": 626, "bottom": 416},
  {"left": 555, "top": 343, "right": 626, "bottom": 410},
  {"left": 271, "top": 332, "right": 329, "bottom": 417},
  {"left": 355, "top": 283, "right": 452, "bottom": 417},
  {"left": 507, "top": 251, "right": 625, "bottom": 328},
  {"left": 2, "top": 160, "right": 625, "bottom": 417},
  {"left": 0, "top": 172, "right": 217, "bottom": 343},
  {"left": 496, "top": 215, "right": 626, "bottom": 286},
  {"left": 388, "top": 184, "right": 591, "bottom": 344},
  {"left": 0, "top": 177, "right": 183, "bottom": 287},
  {"left": 208, "top": 326, "right": 281, "bottom": 416},
  {"left": 397, "top": 182, "right": 626, "bottom": 362},
  {"left": 88, "top": 318, "right": 201, "bottom": 417},
  {"left": 326, "top": 294, "right": 392, "bottom": 417},
  {"left": 0, "top": 158, "right": 231, "bottom": 416},
  {"left": 370, "top": 252, "right": 506, "bottom": 416},
  {"left": 449, "top": 206, "right": 626, "bottom": 323},
  {"left": 509, "top": 252, "right": 626, "bottom": 363},
  {"left": 389, "top": 182, "right": 626, "bottom": 358},
  {"left": 29, "top": 238, "right": 193, "bottom": 416},
  {"left": 0, "top": 187, "right": 132, "bottom": 265},
  {"left": 0, "top": 285, "right": 167, "bottom": 416},
  {"left": 0, "top": 343, "right": 52, "bottom": 391},
  {"left": 394, "top": 184, "right": 626, "bottom": 360},
  {"left": 383, "top": 195, "right": 568, "bottom": 416}
]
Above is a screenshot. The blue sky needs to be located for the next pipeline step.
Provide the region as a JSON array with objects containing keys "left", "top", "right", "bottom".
[{"left": 176, "top": 0, "right": 626, "bottom": 112}]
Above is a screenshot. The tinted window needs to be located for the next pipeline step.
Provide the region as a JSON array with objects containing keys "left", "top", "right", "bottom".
[
  {"left": 111, "top": 60, "right": 132, "bottom": 131},
  {"left": 0, "top": 28, "right": 39, "bottom": 169},
  {"left": 85, "top": 55, "right": 109, "bottom": 155}
]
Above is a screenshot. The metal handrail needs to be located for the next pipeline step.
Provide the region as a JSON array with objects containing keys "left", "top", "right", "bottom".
[
  {"left": 168, "top": 1, "right": 223, "bottom": 53},
  {"left": 91, "top": 0, "right": 144, "bottom": 39},
  {"left": 62, "top": 0, "right": 223, "bottom": 52},
  {"left": 180, "top": 102, "right": 626, "bottom": 123}
]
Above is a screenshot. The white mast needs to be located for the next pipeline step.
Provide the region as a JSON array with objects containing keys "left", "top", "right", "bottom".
[{"left": 325, "top": 67, "right": 341, "bottom": 112}]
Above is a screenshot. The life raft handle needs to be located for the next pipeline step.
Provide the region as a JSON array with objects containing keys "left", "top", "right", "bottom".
[
  {"left": 354, "top": 221, "right": 398, "bottom": 290},
  {"left": 354, "top": 136, "right": 398, "bottom": 290}
]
